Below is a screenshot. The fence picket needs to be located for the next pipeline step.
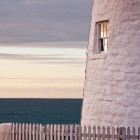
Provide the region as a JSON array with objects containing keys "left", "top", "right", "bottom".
[
  {"left": 29, "top": 124, "right": 32, "bottom": 140},
  {"left": 26, "top": 124, "right": 29, "bottom": 140},
  {"left": 32, "top": 124, "right": 35, "bottom": 140},
  {"left": 116, "top": 127, "right": 120, "bottom": 140},
  {"left": 39, "top": 124, "right": 42, "bottom": 140},
  {"left": 102, "top": 126, "right": 105, "bottom": 140},
  {"left": 70, "top": 125, "right": 74, "bottom": 140},
  {"left": 54, "top": 125, "right": 57, "bottom": 140},
  {"left": 12, "top": 123, "right": 15, "bottom": 140},
  {"left": 46, "top": 125, "right": 50, "bottom": 140},
  {"left": 16, "top": 123, "right": 18, "bottom": 140},
  {"left": 107, "top": 126, "right": 110, "bottom": 140},
  {"left": 43, "top": 133, "right": 45, "bottom": 140},
  {"left": 93, "top": 126, "right": 96, "bottom": 140},
  {"left": 19, "top": 123, "right": 21, "bottom": 140},
  {"left": 22, "top": 123, "right": 25, "bottom": 140},
  {"left": 97, "top": 126, "right": 101, "bottom": 140},
  {"left": 78, "top": 126, "right": 82, "bottom": 140},
  {"left": 112, "top": 127, "right": 115, "bottom": 140},
  {"left": 138, "top": 127, "right": 140, "bottom": 140},
  {"left": 50, "top": 124, "right": 53, "bottom": 140},
  {"left": 36, "top": 124, "right": 39, "bottom": 140},
  {"left": 72, "top": 125, "right": 74, "bottom": 137},
  {"left": 88, "top": 126, "right": 91, "bottom": 140},
  {"left": 58, "top": 125, "right": 61, "bottom": 140},
  {"left": 42, "top": 125, "right": 45, "bottom": 140},
  {"left": 75, "top": 125, "right": 78, "bottom": 140},
  {"left": 84, "top": 126, "right": 87, "bottom": 140},
  {"left": 122, "top": 127, "right": 126, "bottom": 140},
  {"left": 133, "top": 127, "right": 136, "bottom": 140},
  {"left": 62, "top": 125, "right": 65, "bottom": 140},
  {"left": 127, "top": 127, "right": 130, "bottom": 140},
  {"left": 66, "top": 125, "right": 69, "bottom": 140}
]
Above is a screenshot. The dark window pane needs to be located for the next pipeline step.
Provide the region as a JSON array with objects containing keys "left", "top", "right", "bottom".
[
  {"left": 101, "top": 39, "right": 104, "bottom": 51},
  {"left": 101, "top": 45, "right": 104, "bottom": 51}
]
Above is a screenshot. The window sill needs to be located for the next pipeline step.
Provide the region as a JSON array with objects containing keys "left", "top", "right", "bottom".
[{"left": 90, "top": 52, "right": 107, "bottom": 60}]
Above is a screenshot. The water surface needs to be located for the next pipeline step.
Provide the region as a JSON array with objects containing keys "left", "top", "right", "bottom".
[{"left": 0, "top": 99, "right": 82, "bottom": 124}]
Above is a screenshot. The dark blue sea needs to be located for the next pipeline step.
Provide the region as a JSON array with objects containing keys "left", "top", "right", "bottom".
[{"left": 0, "top": 99, "right": 82, "bottom": 124}]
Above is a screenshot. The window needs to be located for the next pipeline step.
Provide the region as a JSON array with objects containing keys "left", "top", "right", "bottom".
[{"left": 98, "top": 21, "right": 109, "bottom": 52}]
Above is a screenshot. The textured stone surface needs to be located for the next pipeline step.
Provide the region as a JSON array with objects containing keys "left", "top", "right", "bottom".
[{"left": 81, "top": 0, "right": 140, "bottom": 127}]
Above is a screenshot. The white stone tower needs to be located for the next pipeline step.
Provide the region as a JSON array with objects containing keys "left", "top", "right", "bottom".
[{"left": 81, "top": 0, "right": 140, "bottom": 127}]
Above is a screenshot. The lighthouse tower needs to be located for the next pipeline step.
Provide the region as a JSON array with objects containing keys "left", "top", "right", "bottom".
[{"left": 81, "top": 0, "right": 140, "bottom": 127}]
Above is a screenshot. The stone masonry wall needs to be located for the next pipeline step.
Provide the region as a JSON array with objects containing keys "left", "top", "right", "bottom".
[{"left": 81, "top": 0, "right": 140, "bottom": 127}]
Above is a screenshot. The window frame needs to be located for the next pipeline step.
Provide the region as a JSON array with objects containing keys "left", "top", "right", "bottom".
[{"left": 97, "top": 20, "right": 109, "bottom": 53}]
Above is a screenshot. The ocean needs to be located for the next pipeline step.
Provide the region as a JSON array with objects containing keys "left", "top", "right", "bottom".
[{"left": 0, "top": 99, "right": 82, "bottom": 124}]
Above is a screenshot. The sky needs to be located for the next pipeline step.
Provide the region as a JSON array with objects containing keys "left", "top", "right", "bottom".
[{"left": 0, "top": 0, "right": 92, "bottom": 98}]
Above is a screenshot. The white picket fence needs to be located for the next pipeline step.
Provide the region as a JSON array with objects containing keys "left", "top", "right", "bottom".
[{"left": 12, "top": 123, "right": 140, "bottom": 140}]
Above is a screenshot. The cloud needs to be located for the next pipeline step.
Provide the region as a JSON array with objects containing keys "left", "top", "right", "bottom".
[
  {"left": 0, "top": 52, "right": 86, "bottom": 64},
  {"left": 0, "top": 41, "right": 88, "bottom": 49},
  {"left": 0, "top": 0, "right": 92, "bottom": 46}
]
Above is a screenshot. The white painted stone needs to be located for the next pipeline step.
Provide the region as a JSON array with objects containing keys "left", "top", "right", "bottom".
[{"left": 81, "top": 0, "right": 140, "bottom": 127}]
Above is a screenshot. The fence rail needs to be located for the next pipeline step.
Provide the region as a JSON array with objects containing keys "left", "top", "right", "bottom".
[{"left": 12, "top": 123, "right": 140, "bottom": 140}]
